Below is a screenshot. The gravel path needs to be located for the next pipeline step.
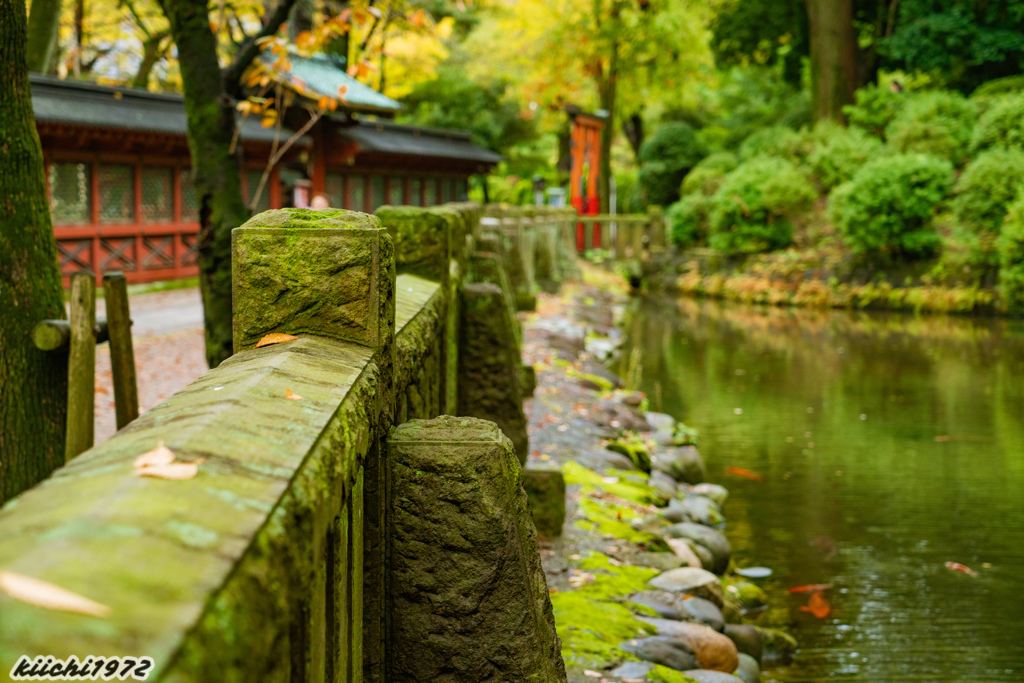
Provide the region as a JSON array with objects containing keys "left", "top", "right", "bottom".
[{"left": 93, "top": 288, "right": 207, "bottom": 444}]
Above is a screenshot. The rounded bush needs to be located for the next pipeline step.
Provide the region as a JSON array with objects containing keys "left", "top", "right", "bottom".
[
  {"left": 844, "top": 84, "right": 904, "bottom": 138},
  {"left": 806, "top": 122, "right": 885, "bottom": 190},
  {"left": 996, "top": 194, "right": 1024, "bottom": 314},
  {"left": 952, "top": 148, "right": 1024, "bottom": 234},
  {"left": 668, "top": 194, "right": 710, "bottom": 247},
  {"left": 707, "top": 157, "right": 817, "bottom": 254},
  {"left": 638, "top": 122, "right": 709, "bottom": 207},
  {"left": 737, "top": 126, "right": 803, "bottom": 161},
  {"left": 829, "top": 153, "right": 954, "bottom": 256},
  {"left": 885, "top": 91, "right": 976, "bottom": 165},
  {"left": 681, "top": 152, "right": 739, "bottom": 197},
  {"left": 970, "top": 94, "right": 1024, "bottom": 153}
]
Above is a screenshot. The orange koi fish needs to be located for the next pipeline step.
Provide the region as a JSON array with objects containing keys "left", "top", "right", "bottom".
[
  {"left": 788, "top": 583, "right": 833, "bottom": 593},
  {"left": 800, "top": 590, "right": 831, "bottom": 619},
  {"left": 726, "top": 467, "right": 764, "bottom": 482},
  {"left": 945, "top": 562, "right": 978, "bottom": 577}
]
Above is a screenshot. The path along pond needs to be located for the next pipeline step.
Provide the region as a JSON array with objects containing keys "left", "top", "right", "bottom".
[{"left": 618, "top": 296, "right": 1024, "bottom": 682}]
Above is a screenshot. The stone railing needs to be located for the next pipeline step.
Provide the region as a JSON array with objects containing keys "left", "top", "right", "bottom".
[
  {"left": 0, "top": 201, "right": 574, "bottom": 682},
  {"left": 573, "top": 206, "right": 668, "bottom": 259}
]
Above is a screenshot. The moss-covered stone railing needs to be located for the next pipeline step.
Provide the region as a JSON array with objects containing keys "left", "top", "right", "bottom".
[{"left": 0, "top": 201, "right": 575, "bottom": 682}]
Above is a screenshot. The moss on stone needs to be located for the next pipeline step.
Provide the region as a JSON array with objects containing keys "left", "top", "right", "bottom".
[
  {"left": 566, "top": 369, "right": 615, "bottom": 392},
  {"left": 563, "top": 462, "right": 660, "bottom": 506}
]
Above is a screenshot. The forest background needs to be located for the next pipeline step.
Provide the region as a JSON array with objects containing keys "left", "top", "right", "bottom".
[{"left": 22, "top": 0, "right": 1024, "bottom": 321}]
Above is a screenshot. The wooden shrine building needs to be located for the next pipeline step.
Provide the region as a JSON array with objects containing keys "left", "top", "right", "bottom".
[{"left": 32, "top": 62, "right": 501, "bottom": 285}]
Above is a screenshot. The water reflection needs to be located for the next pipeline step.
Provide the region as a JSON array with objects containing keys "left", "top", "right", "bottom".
[{"left": 621, "top": 297, "right": 1024, "bottom": 682}]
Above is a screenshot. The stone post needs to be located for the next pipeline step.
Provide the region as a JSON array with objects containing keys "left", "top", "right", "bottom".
[
  {"left": 631, "top": 216, "right": 645, "bottom": 260},
  {"left": 232, "top": 208, "right": 396, "bottom": 682},
  {"left": 648, "top": 205, "right": 666, "bottom": 252},
  {"left": 376, "top": 205, "right": 461, "bottom": 416},
  {"left": 458, "top": 283, "right": 528, "bottom": 462},
  {"left": 386, "top": 416, "right": 567, "bottom": 683},
  {"left": 500, "top": 206, "right": 537, "bottom": 311}
]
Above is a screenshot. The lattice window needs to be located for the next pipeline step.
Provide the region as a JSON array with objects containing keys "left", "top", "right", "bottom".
[
  {"left": 325, "top": 173, "right": 344, "bottom": 208},
  {"left": 439, "top": 178, "right": 449, "bottom": 204},
  {"left": 349, "top": 176, "right": 366, "bottom": 211},
  {"left": 98, "top": 164, "right": 135, "bottom": 224},
  {"left": 49, "top": 162, "right": 92, "bottom": 225},
  {"left": 457, "top": 178, "right": 468, "bottom": 201},
  {"left": 247, "top": 169, "right": 271, "bottom": 213},
  {"left": 180, "top": 168, "right": 199, "bottom": 222},
  {"left": 388, "top": 178, "right": 404, "bottom": 206},
  {"left": 370, "top": 176, "right": 385, "bottom": 211},
  {"left": 141, "top": 166, "right": 174, "bottom": 223},
  {"left": 409, "top": 178, "right": 422, "bottom": 207},
  {"left": 425, "top": 178, "right": 437, "bottom": 206}
]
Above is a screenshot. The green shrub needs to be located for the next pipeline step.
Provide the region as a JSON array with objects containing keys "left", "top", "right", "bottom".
[
  {"left": 970, "top": 76, "right": 1024, "bottom": 114},
  {"left": 638, "top": 122, "right": 708, "bottom": 207},
  {"left": 952, "top": 148, "right": 1024, "bottom": 234},
  {"left": 829, "top": 153, "right": 954, "bottom": 257},
  {"left": 667, "top": 194, "right": 711, "bottom": 247},
  {"left": 970, "top": 94, "right": 1024, "bottom": 153},
  {"left": 844, "top": 85, "right": 904, "bottom": 138},
  {"left": 680, "top": 152, "right": 739, "bottom": 197},
  {"left": 997, "top": 194, "right": 1024, "bottom": 314},
  {"left": 806, "top": 122, "right": 885, "bottom": 190},
  {"left": 885, "top": 91, "right": 976, "bottom": 165},
  {"left": 737, "top": 126, "right": 803, "bottom": 161},
  {"left": 707, "top": 157, "right": 817, "bottom": 254}
]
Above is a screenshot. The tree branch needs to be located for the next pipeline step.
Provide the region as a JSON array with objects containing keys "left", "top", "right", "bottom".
[{"left": 223, "top": 0, "right": 300, "bottom": 91}]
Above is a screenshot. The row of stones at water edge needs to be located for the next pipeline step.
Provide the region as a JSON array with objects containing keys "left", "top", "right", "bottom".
[{"left": 518, "top": 277, "right": 797, "bottom": 683}]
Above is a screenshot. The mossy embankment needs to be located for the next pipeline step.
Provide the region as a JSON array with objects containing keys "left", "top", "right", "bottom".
[{"left": 522, "top": 264, "right": 796, "bottom": 683}]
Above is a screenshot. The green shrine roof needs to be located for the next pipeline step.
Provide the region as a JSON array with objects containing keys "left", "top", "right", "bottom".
[{"left": 258, "top": 51, "right": 402, "bottom": 114}]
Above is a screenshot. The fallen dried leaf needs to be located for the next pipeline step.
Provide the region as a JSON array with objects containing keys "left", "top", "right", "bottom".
[
  {"left": 285, "top": 388, "right": 303, "bottom": 401},
  {"left": 255, "top": 332, "right": 299, "bottom": 348},
  {"left": 133, "top": 441, "right": 176, "bottom": 469},
  {"left": 134, "top": 462, "right": 199, "bottom": 480},
  {"left": 0, "top": 570, "right": 111, "bottom": 618}
]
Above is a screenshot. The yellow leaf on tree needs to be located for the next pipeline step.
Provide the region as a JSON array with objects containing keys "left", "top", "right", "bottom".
[
  {"left": 134, "top": 462, "right": 199, "bottom": 480},
  {"left": 317, "top": 95, "right": 332, "bottom": 111},
  {"left": 133, "top": 441, "right": 176, "bottom": 469},
  {"left": 285, "top": 388, "right": 303, "bottom": 400},
  {"left": 255, "top": 332, "right": 298, "bottom": 348},
  {"left": 408, "top": 8, "right": 426, "bottom": 27},
  {"left": 0, "top": 570, "right": 111, "bottom": 618}
]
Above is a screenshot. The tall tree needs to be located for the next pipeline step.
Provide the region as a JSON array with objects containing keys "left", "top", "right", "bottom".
[
  {"left": 806, "top": 0, "right": 858, "bottom": 120},
  {"left": 25, "top": 0, "right": 62, "bottom": 73},
  {"left": 0, "top": 0, "right": 68, "bottom": 503},
  {"left": 155, "top": 0, "right": 297, "bottom": 366}
]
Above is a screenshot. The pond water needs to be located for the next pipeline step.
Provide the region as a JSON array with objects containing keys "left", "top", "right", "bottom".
[{"left": 620, "top": 296, "right": 1024, "bottom": 682}]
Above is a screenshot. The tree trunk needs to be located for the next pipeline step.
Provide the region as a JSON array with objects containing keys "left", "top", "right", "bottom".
[
  {"left": 597, "top": 1, "right": 620, "bottom": 214},
  {"left": 806, "top": 0, "right": 857, "bottom": 121},
  {"left": 0, "top": 0, "right": 69, "bottom": 504},
  {"left": 25, "top": 0, "right": 61, "bottom": 73},
  {"left": 158, "top": 0, "right": 250, "bottom": 367}
]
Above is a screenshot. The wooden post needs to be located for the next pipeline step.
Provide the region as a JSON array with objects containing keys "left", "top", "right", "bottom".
[
  {"left": 104, "top": 272, "right": 139, "bottom": 430},
  {"left": 65, "top": 271, "right": 96, "bottom": 461}
]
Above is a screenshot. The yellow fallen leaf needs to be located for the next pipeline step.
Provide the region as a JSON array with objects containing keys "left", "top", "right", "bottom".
[
  {"left": 255, "top": 332, "right": 298, "bottom": 348},
  {"left": 133, "top": 441, "right": 176, "bottom": 469},
  {"left": 0, "top": 570, "right": 111, "bottom": 618},
  {"left": 285, "top": 388, "right": 302, "bottom": 401},
  {"left": 134, "top": 462, "right": 199, "bottom": 480}
]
